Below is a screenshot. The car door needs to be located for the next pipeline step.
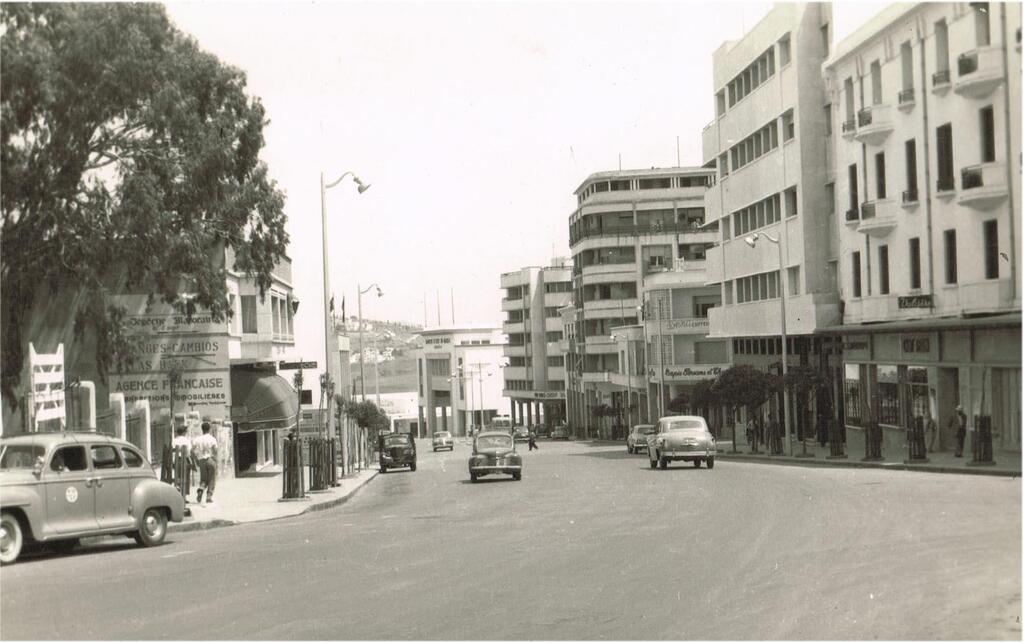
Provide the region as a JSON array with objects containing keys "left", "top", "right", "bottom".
[
  {"left": 43, "top": 444, "right": 99, "bottom": 535},
  {"left": 89, "top": 443, "right": 135, "bottom": 531}
]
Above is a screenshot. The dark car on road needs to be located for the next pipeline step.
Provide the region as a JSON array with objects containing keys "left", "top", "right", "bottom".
[
  {"left": 513, "top": 426, "right": 530, "bottom": 442},
  {"left": 379, "top": 432, "right": 417, "bottom": 473},
  {"left": 468, "top": 431, "right": 522, "bottom": 482}
]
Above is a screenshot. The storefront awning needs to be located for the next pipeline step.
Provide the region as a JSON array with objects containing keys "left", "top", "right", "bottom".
[
  {"left": 230, "top": 370, "right": 299, "bottom": 432},
  {"left": 817, "top": 312, "right": 1021, "bottom": 336}
]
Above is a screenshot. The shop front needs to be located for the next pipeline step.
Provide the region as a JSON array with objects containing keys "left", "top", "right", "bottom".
[
  {"left": 230, "top": 366, "right": 300, "bottom": 475},
  {"left": 838, "top": 315, "right": 1021, "bottom": 458}
]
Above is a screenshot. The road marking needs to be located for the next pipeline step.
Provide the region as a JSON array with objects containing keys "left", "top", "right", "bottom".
[{"left": 161, "top": 550, "right": 195, "bottom": 559}]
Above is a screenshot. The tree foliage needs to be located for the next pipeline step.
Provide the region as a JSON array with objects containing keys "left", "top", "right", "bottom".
[
  {"left": 667, "top": 378, "right": 718, "bottom": 413},
  {"left": 343, "top": 399, "right": 390, "bottom": 434},
  {"left": 1, "top": 4, "right": 288, "bottom": 404},
  {"left": 713, "top": 365, "right": 778, "bottom": 413}
]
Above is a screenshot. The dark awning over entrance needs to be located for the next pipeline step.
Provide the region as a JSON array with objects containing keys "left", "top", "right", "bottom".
[
  {"left": 817, "top": 312, "right": 1021, "bottom": 335},
  {"left": 230, "top": 370, "right": 299, "bottom": 433}
]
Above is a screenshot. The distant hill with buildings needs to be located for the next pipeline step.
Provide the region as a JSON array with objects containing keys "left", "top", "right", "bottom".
[{"left": 340, "top": 317, "right": 422, "bottom": 396}]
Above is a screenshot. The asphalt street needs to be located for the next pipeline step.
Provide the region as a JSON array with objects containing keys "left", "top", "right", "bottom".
[{"left": 2, "top": 439, "right": 1020, "bottom": 640}]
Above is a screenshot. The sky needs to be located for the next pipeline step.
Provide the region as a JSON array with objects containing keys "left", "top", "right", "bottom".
[{"left": 164, "top": 0, "right": 888, "bottom": 370}]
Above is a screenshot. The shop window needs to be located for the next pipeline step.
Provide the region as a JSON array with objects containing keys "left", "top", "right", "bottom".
[
  {"left": 844, "top": 364, "right": 863, "bottom": 426},
  {"left": 240, "top": 295, "right": 258, "bottom": 333},
  {"left": 876, "top": 365, "right": 900, "bottom": 425}
]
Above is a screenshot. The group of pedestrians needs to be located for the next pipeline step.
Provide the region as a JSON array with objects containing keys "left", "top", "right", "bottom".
[{"left": 172, "top": 421, "right": 220, "bottom": 504}]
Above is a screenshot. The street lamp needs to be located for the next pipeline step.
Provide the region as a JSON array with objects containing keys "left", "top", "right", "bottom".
[
  {"left": 611, "top": 333, "right": 634, "bottom": 433},
  {"left": 357, "top": 283, "right": 383, "bottom": 402},
  {"left": 743, "top": 231, "right": 791, "bottom": 455},
  {"left": 636, "top": 305, "right": 651, "bottom": 423},
  {"left": 321, "top": 170, "right": 370, "bottom": 436}
]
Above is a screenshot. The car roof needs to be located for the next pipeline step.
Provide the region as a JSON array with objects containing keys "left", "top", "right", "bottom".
[
  {"left": 476, "top": 431, "right": 513, "bottom": 438},
  {"left": 633, "top": 424, "right": 655, "bottom": 429},
  {"left": 659, "top": 416, "right": 705, "bottom": 422},
  {"left": 0, "top": 431, "right": 134, "bottom": 449}
]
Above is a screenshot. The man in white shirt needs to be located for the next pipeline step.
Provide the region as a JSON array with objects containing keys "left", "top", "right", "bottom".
[{"left": 193, "top": 422, "right": 219, "bottom": 504}]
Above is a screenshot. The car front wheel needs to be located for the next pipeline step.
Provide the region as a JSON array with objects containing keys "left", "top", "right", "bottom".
[
  {"left": 410, "top": 463, "right": 417, "bottom": 472},
  {"left": 0, "top": 511, "right": 24, "bottom": 565},
  {"left": 707, "top": 457, "right": 715, "bottom": 469},
  {"left": 627, "top": 445, "right": 633, "bottom": 454},
  {"left": 693, "top": 459, "right": 701, "bottom": 468},
  {"left": 649, "top": 456, "right": 657, "bottom": 469},
  {"left": 470, "top": 472, "right": 478, "bottom": 483},
  {"left": 134, "top": 508, "right": 167, "bottom": 547},
  {"left": 513, "top": 472, "right": 522, "bottom": 481},
  {"left": 659, "top": 455, "right": 668, "bottom": 469}
]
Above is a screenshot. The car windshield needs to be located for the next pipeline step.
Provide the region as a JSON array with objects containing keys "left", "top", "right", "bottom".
[
  {"left": 663, "top": 419, "right": 706, "bottom": 432},
  {"left": 635, "top": 426, "right": 655, "bottom": 434},
  {"left": 0, "top": 444, "right": 46, "bottom": 470},
  {"left": 384, "top": 435, "right": 412, "bottom": 447},
  {"left": 477, "top": 436, "right": 512, "bottom": 450},
  {"left": 435, "top": 433, "right": 450, "bottom": 439}
]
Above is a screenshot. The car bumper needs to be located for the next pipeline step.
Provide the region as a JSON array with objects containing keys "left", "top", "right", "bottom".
[
  {"left": 433, "top": 443, "right": 453, "bottom": 449},
  {"left": 630, "top": 443, "right": 648, "bottom": 450},
  {"left": 660, "top": 449, "right": 715, "bottom": 460},
  {"left": 381, "top": 457, "right": 415, "bottom": 465},
  {"left": 470, "top": 465, "right": 522, "bottom": 475}
]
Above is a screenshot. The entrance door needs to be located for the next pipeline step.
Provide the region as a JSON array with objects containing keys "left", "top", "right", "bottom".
[
  {"left": 44, "top": 445, "right": 99, "bottom": 535},
  {"left": 936, "top": 367, "right": 960, "bottom": 451}
]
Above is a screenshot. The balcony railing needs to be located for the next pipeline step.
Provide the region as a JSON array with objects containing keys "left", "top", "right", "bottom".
[
  {"left": 933, "top": 68, "right": 951, "bottom": 86},
  {"left": 902, "top": 188, "right": 919, "bottom": 204},
  {"left": 958, "top": 51, "right": 979, "bottom": 76},
  {"left": 860, "top": 202, "right": 876, "bottom": 220},
  {"left": 841, "top": 119, "right": 856, "bottom": 134},
  {"left": 961, "top": 165, "right": 985, "bottom": 190},
  {"left": 845, "top": 208, "right": 859, "bottom": 223},
  {"left": 898, "top": 88, "right": 915, "bottom": 105},
  {"left": 937, "top": 175, "right": 956, "bottom": 192},
  {"left": 857, "top": 107, "right": 874, "bottom": 127},
  {"left": 570, "top": 220, "right": 708, "bottom": 245}
]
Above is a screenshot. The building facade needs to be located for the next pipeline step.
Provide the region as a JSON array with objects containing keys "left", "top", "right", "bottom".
[
  {"left": 824, "top": 2, "right": 1021, "bottom": 455},
  {"left": 703, "top": 3, "right": 843, "bottom": 441},
  {"left": 415, "top": 326, "right": 506, "bottom": 438},
  {"left": 567, "top": 167, "right": 717, "bottom": 436},
  {"left": 500, "top": 259, "right": 572, "bottom": 428}
]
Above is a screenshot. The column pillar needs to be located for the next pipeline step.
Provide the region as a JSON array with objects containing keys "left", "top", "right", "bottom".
[
  {"left": 441, "top": 405, "right": 448, "bottom": 431},
  {"left": 418, "top": 405, "right": 426, "bottom": 438},
  {"left": 511, "top": 400, "right": 517, "bottom": 424}
]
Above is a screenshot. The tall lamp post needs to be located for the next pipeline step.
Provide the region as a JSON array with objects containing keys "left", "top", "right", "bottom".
[
  {"left": 321, "top": 170, "right": 370, "bottom": 436},
  {"left": 743, "top": 232, "right": 791, "bottom": 455},
  {"left": 357, "top": 283, "right": 383, "bottom": 402},
  {"left": 611, "top": 333, "right": 634, "bottom": 432}
]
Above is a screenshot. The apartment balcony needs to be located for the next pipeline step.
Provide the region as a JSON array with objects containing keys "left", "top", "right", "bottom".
[
  {"left": 503, "top": 366, "right": 528, "bottom": 381},
  {"left": 897, "top": 88, "right": 916, "bottom": 112},
  {"left": 558, "top": 338, "right": 569, "bottom": 353},
  {"left": 581, "top": 371, "right": 613, "bottom": 384},
  {"left": 544, "top": 317, "right": 563, "bottom": 333},
  {"left": 929, "top": 68, "right": 950, "bottom": 94},
  {"left": 706, "top": 292, "right": 841, "bottom": 338},
  {"left": 901, "top": 188, "right": 920, "bottom": 209},
  {"left": 958, "top": 162, "right": 1009, "bottom": 210},
  {"left": 501, "top": 297, "right": 524, "bottom": 312},
  {"left": 583, "top": 298, "right": 640, "bottom": 318},
  {"left": 500, "top": 271, "right": 529, "bottom": 289},
  {"left": 957, "top": 279, "right": 1017, "bottom": 315},
  {"left": 854, "top": 104, "right": 893, "bottom": 145},
  {"left": 645, "top": 316, "right": 711, "bottom": 336},
  {"left": 844, "top": 207, "right": 860, "bottom": 227},
  {"left": 546, "top": 341, "right": 562, "bottom": 355},
  {"left": 502, "top": 320, "right": 525, "bottom": 334},
  {"left": 570, "top": 220, "right": 709, "bottom": 247},
  {"left": 584, "top": 335, "right": 619, "bottom": 354},
  {"left": 705, "top": 244, "right": 723, "bottom": 284},
  {"left": 843, "top": 294, "right": 921, "bottom": 324},
  {"left": 955, "top": 46, "right": 1005, "bottom": 98},
  {"left": 547, "top": 366, "right": 566, "bottom": 381},
  {"left": 504, "top": 344, "right": 526, "bottom": 357},
  {"left": 857, "top": 199, "right": 898, "bottom": 237},
  {"left": 543, "top": 292, "right": 571, "bottom": 308},
  {"left": 841, "top": 119, "right": 856, "bottom": 139}
]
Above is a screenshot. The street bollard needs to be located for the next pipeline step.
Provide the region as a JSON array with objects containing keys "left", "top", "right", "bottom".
[
  {"left": 969, "top": 416, "right": 996, "bottom": 466},
  {"left": 280, "top": 434, "right": 305, "bottom": 500},
  {"left": 862, "top": 421, "right": 884, "bottom": 461},
  {"left": 173, "top": 445, "right": 192, "bottom": 499},
  {"left": 160, "top": 446, "right": 174, "bottom": 484},
  {"left": 308, "top": 437, "right": 331, "bottom": 492},
  {"left": 827, "top": 418, "right": 847, "bottom": 459},
  {"left": 329, "top": 439, "right": 340, "bottom": 487},
  {"left": 904, "top": 416, "right": 929, "bottom": 464}
]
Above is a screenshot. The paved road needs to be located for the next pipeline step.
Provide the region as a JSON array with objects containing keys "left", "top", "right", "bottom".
[{"left": 2, "top": 439, "right": 1020, "bottom": 640}]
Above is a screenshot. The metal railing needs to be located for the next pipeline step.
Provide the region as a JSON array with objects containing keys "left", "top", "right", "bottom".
[
  {"left": 958, "top": 51, "right": 979, "bottom": 76},
  {"left": 932, "top": 68, "right": 951, "bottom": 86},
  {"left": 898, "top": 88, "right": 915, "bottom": 104},
  {"left": 937, "top": 175, "right": 956, "bottom": 192},
  {"left": 902, "top": 188, "right": 919, "bottom": 204},
  {"left": 570, "top": 220, "right": 710, "bottom": 245},
  {"left": 841, "top": 119, "right": 856, "bottom": 134},
  {"left": 961, "top": 165, "right": 985, "bottom": 190},
  {"left": 845, "top": 208, "right": 859, "bottom": 223},
  {"left": 860, "top": 202, "right": 877, "bottom": 220},
  {"left": 857, "top": 107, "right": 874, "bottom": 127}
]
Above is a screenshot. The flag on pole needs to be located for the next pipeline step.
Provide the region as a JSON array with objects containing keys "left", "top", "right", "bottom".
[
  {"left": 341, "top": 296, "right": 346, "bottom": 323},
  {"left": 329, "top": 295, "right": 335, "bottom": 313}
]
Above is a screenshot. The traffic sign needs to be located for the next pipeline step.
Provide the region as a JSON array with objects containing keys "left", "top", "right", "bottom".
[{"left": 279, "top": 361, "right": 318, "bottom": 370}]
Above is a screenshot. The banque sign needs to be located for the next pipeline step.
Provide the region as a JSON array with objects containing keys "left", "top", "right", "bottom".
[{"left": 649, "top": 365, "right": 726, "bottom": 382}]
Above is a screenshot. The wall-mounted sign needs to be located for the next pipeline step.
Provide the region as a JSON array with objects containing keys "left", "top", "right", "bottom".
[
  {"left": 279, "top": 361, "right": 317, "bottom": 370},
  {"left": 901, "top": 334, "right": 932, "bottom": 355},
  {"left": 664, "top": 318, "right": 711, "bottom": 332},
  {"left": 424, "top": 336, "right": 452, "bottom": 345},
  {"left": 652, "top": 364, "right": 728, "bottom": 382},
  {"left": 898, "top": 294, "right": 934, "bottom": 309}
]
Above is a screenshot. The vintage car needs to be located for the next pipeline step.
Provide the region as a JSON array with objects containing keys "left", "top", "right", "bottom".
[
  {"left": 647, "top": 415, "right": 716, "bottom": 469},
  {"left": 550, "top": 424, "right": 570, "bottom": 440},
  {"left": 378, "top": 432, "right": 417, "bottom": 473},
  {"left": 512, "top": 426, "right": 531, "bottom": 442},
  {"left": 468, "top": 431, "right": 522, "bottom": 482},
  {"left": 0, "top": 432, "right": 187, "bottom": 565},
  {"left": 626, "top": 424, "right": 656, "bottom": 454},
  {"left": 432, "top": 431, "right": 454, "bottom": 452}
]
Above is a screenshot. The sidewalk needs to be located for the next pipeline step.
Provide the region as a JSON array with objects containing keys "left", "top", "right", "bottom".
[
  {"left": 170, "top": 465, "right": 379, "bottom": 533},
  {"left": 579, "top": 438, "right": 1021, "bottom": 477}
]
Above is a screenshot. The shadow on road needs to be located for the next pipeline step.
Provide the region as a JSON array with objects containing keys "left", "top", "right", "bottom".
[
  {"left": 565, "top": 450, "right": 638, "bottom": 461},
  {"left": 17, "top": 539, "right": 141, "bottom": 565},
  {"left": 459, "top": 478, "right": 517, "bottom": 484}
]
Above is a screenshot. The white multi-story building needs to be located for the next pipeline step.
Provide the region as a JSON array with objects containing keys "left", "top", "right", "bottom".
[
  {"left": 499, "top": 258, "right": 572, "bottom": 427},
  {"left": 414, "top": 325, "right": 506, "bottom": 437},
  {"left": 567, "top": 167, "right": 717, "bottom": 436},
  {"left": 703, "top": 3, "right": 842, "bottom": 441},
  {"left": 825, "top": 2, "right": 1021, "bottom": 455}
]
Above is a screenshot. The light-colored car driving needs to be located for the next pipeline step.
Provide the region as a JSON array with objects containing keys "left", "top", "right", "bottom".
[
  {"left": 626, "top": 424, "right": 656, "bottom": 454},
  {"left": 432, "top": 431, "right": 454, "bottom": 451},
  {"left": 647, "top": 416, "right": 716, "bottom": 469},
  {"left": 1, "top": 432, "right": 186, "bottom": 565}
]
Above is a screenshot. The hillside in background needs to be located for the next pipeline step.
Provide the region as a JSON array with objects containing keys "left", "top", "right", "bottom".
[{"left": 341, "top": 317, "right": 422, "bottom": 395}]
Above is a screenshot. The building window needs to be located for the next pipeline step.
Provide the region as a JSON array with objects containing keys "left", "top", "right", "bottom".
[
  {"left": 227, "top": 293, "right": 240, "bottom": 335},
  {"left": 851, "top": 251, "right": 862, "bottom": 298},
  {"left": 905, "top": 139, "right": 918, "bottom": 202},
  {"left": 781, "top": 109, "right": 795, "bottom": 141},
  {"left": 784, "top": 186, "right": 798, "bottom": 217},
  {"left": 936, "top": 123, "right": 954, "bottom": 190},
  {"left": 900, "top": 41, "right": 913, "bottom": 92},
  {"left": 735, "top": 270, "right": 780, "bottom": 304},
  {"left": 876, "top": 365, "right": 900, "bottom": 425},
  {"left": 823, "top": 104, "right": 833, "bottom": 136},
  {"left": 844, "top": 77, "right": 855, "bottom": 124},
  {"left": 909, "top": 237, "right": 922, "bottom": 289},
  {"left": 870, "top": 60, "right": 882, "bottom": 105},
  {"left": 944, "top": 229, "right": 958, "bottom": 284},
  {"left": 779, "top": 33, "right": 791, "bottom": 66},
  {"left": 844, "top": 363, "right": 863, "bottom": 426},
  {"left": 547, "top": 356, "right": 564, "bottom": 367},
  {"left": 787, "top": 266, "right": 800, "bottom": 296},
  {"left": 878, "top": 245, "right": 890, "bottom": 294},
  {"left": 980, "top": 105, "right": 995, "bottom": 163},
  {"left": 694, "top": 340, "right": 727, "bottom": 364},
  {"left": 983, "top": 219, "right": 999, "bottom": 279},
  {"left": 935, "top": 19, "right": 950, "bottom": 75},
  {"left": 727, "top": 118, "right": 780, "bottom": 172},
  {"left": 975, "top": 2, "right": 991, "bottom": 47},
  {"left": 825, "top": 182, "right": 835, "bottom": 215},
  {"left": 848, "top": 163, "right": 859, "bottom": 214},
  {"left": 732, "top": 192, "right": 781, "bottom": 237},
  {"left": 240, "top": 295, "right": 258, "bottom": 333},
  {"left": 875, "top": 152, "right": 886, "bottom": 200},
  {"left": 546, "top": 331, "right": 563, "bottom": 342},
  {"left": 821, "top": 23, "right": 830, "bottom": 57}
]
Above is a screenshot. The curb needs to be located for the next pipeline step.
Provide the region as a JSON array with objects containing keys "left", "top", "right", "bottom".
[
  {"left": 715, "top": 452, "right": 1020, "bottom": 478},
  {"left": 167, "top": 469, "right": 380, "bottom": 534}
]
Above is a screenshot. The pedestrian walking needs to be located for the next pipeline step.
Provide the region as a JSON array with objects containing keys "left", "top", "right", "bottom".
[
  {"left": 950, "top": 405, "right": 967, "bottom": 457},
  {"left": 528, "top": 430, "right": 538, "bottom": 451},
  {"left": 193, "top": 421, "right": 219, "bottom": 504},
  {"left": 925, "top": 410, "right": 938, "bottom": 453}
]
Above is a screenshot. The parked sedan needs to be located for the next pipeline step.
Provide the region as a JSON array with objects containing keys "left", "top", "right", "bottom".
[
  {"left": 468, "top": 432, "right": 522, "bottom": 482},
  {"left": 647, "top": 415, "right": 716, "bottom": 469},
  {"left": 626, "top": 424, "right": 656, "bottom": 454},
  {"left": 550, "top": 424, "right": 569, "bottom": 440},
  {"left": 0, "top": 432, "right": 186, "bottom": 565},
  {"left": 432, "top": 431, "right": 454, "bottom": 452},
  {"left": 513, "top": 426, "right": 530, "bottom": 442}
]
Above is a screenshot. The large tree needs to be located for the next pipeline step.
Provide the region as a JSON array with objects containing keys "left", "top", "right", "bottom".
[
  {"left": 713, "top": 365, "right": 778, "bottom": 451},
  {"left": 1, "top": 4, "right": 289, "bottom": 406}
]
